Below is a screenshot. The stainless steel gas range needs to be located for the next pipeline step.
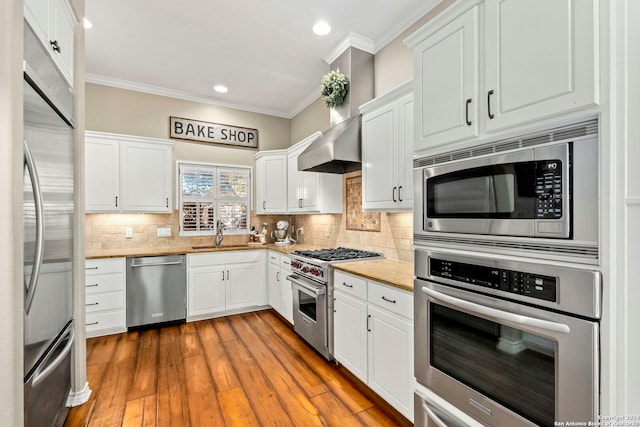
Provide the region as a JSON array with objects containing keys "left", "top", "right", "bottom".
[{"left": 286, "top": 247, "right": 383, "bottom": 359}]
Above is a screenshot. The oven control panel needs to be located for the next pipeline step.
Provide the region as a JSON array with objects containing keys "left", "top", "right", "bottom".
[
  {"left": 430, "top": 258, "right": 556, "bottom": 302},
  {"left": 290, "top": 259, "right": 325, "bottom": 280}
]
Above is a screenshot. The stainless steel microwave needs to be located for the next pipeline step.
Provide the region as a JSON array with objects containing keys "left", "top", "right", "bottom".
[{"left": 413, "top": 120, "right": 599, "bottom": 259}]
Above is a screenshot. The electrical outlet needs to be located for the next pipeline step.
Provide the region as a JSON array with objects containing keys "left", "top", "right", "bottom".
[
  {"left": 298, "top": 226, "right": 304, "bottom": 235},
  {"left": 325, "top": 226, "right": 331, "bottom": 238},
  {"left": 125, "top": 227, "right": 133, "bottom": 238},
  {"left": 157, "top": 227, "right": 171, "bottom": 237}
]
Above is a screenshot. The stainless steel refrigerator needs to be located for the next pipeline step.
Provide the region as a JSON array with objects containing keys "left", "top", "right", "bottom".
[{"left": 23, "top": 21, "right": 75, "bottom": 427}]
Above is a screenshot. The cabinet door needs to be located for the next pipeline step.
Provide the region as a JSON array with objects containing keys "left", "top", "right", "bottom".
[
  {"left": 24, "top": 0, "right": 50, "bottom": 47},
  {"left": 397, "top": 94, "right": 414, "bottom": 209},
  {"left": 187, "top": 265, "right": 226, "bottom": 318},
  {"left": 50, "top": 0, "right": 75, "bottom": 86},
  {"left": 368, "top": 305, "right": 414, "bottom": 420},
  {"left": 334, "top": 292, "right": 368, "bottom": 383},
  {"left": 120, "top": 141, "right": 172, "bottom": 213},
  {"left": 484, "top": 0, "right": 596, "bottom": 132},
  {"left": 225, "top": 262, "right": 259, "bottom": 310},
  {"left": 257, "top": 154, "right": 287, "bottom": 213},
  {"left": 362, "top": 102, "right": 398, "bottom": 210},
  {"left": 280, "top": 265, "right": 293, "bottom": 324},
  {"left": 85, "top": 139, "right": 120, "bottom": 212},
  {"left": 413, "top": 6, "right": 478, "bottom": 152},
  {"left": 299, "top": 171, "right": 320, "bottom": 212},
  {"left": 267, "top": 262, "right": 281, "bottom": 311}
]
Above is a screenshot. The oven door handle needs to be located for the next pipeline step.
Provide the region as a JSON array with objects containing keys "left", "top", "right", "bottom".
[
  {"left": 421, "top": 286, "right": 571, "bottom": 335},
  {"left": 287, "top": 275, "right": 325, "bottom": 295}
]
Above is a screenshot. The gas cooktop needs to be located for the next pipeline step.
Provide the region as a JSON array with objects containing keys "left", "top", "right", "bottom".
[{"left": 293, "top": 247, "right": 383, "bottom": 262}]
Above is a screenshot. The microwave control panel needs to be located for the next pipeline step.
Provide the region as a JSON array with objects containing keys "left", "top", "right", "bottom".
[
  {"left": 535, "top": 160, "right": 563, "bottom": 219},
  {"left": 430, "top": 258, "right": 557, "bottom": 302}
]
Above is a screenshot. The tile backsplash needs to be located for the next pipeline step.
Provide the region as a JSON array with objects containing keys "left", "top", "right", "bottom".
[{"left": 86, "top": 174, "right": 414, "bottom": 262}]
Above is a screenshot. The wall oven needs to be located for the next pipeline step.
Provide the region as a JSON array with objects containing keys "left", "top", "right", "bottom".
[
  {"left": 414, "top": 248, "right": 601, "bottom": 426},
  {"left": 413, "top": 119, "right": 599, "bottom": 263}
]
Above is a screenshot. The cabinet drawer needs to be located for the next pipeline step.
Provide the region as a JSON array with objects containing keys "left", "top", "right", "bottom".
[
  {"left": 85, "top": 273, "right": 124, "bottom": 294},
  {"left": 334, "top": 271, "right": 367, "bottom": 300},
  {"left": 368, "top": 281, "right": 413, "bottom": 319},
  {"left": 86, "top": 309, "right": 125, "bottom": 332},
  {"left": 280, "top": 255, "right": 292, "bottom": 270},
  {"left": 86, "top": 291, "right": 124, "bottom": 313},
  {"left": 85, "top": 257, "right": 125, "bottom": 274},
  {"left": 268, "top": 251, "right": 281, "bottom": 265}
]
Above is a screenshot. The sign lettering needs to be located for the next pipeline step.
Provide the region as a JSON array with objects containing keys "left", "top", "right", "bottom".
[{"left": 169, "top": 116, "right": 258, "bottom": 149}]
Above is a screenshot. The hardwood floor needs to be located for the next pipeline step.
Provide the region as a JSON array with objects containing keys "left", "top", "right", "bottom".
[{"left": 65, "top": 310, "right": 410, "bottom": 427}]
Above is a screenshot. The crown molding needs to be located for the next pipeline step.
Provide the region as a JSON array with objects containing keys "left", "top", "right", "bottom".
[
  {"left": 85, "top": 74, "right": 293, "bottom": 119},
  {"left": 322, "top": 32, "right": 375, "bottom": 64},
  {"left": 373, "top": 0, "right": 441, "bottom": 51}
]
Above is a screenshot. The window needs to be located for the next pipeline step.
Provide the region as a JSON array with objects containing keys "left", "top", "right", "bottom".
[{"left": 178, "top": 162, "right": 251, "bottom": 236}]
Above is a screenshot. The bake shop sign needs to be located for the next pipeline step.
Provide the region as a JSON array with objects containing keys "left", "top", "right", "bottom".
[{"left": 169, "top": 116, "right": 258, "bottom": 149}]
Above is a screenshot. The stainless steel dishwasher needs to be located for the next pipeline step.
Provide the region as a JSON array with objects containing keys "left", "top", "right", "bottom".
[{"left": 126, "top": 254, "right": 186, "bottom": 327}]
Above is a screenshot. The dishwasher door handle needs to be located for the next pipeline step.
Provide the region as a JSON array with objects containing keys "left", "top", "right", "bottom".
[{"left": 130, "top": 261, "right": 183, "bottom": 268}]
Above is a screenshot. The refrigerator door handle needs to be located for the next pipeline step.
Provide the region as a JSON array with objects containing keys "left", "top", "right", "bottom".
[
  {"left": 31, "top": 324, "right": 74, "bottom": 388},
  {"left": 23, "top": 139, "right": 45, "bottom": 315}
]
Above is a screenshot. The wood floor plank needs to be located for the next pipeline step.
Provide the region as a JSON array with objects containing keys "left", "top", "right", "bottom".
[
  {"left": 311, "top": 391, "right": 366, "bottom": 426},
  {"left": 183, "top": 354, "right": 225, "bottom": 427},
  {"left": 243, "top": 310, "right": 329, "bottom": 397},
  {"left": 223, "top": 336, "right": 295, "bottom": 427},
  {"left": 228, "top": 313, "right": 324, "bottom": 426},
  {"left": 261, "top": 310, "right": 376, "bottom": 414},
  {"left": 128, "top": 329, "right": 159, "bottom": 401},
  {"left": 66, "top": 310, "right": 410, "bottom": 427},
  {"left": 195, "top": 319, "right": 241, "bottom": 392},
  {"left": 89, "top": 335, "right": 139, "bottom": 427},
  {"left": 217, "top": 387, "right": 261, "bottom": 427},
  {"left": 156, "top": 325, "right": 190, "bottom": 426}
]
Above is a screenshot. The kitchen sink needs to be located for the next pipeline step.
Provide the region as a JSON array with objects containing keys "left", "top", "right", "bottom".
[{"left": 191, "top": 244, "right": 250, "bottom": 251}]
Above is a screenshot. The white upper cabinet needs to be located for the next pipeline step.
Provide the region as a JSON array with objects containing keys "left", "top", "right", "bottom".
[
  {"left": 411, "top": 7, "right": 479, "bottom": 149},
  {"left": 483, "top": 0, "right": 597, "bottom": 132},
  {"left": 254, "top": 132, "right": 342, "bottom": 214},
  {"left": 24, "top": 0, "right": 76, "bottom": 87},
  {"left": 85, "top": 132, "right": 173, "bottom": 213},
  {"left": 406, "top": 0, "right": 598, "bottom": 153},
  {"left": 361, "top": 81, "right": 414, "bottom": 211},
  {"left": 255, "top": 151, "right": 287, "bottom": 214}
]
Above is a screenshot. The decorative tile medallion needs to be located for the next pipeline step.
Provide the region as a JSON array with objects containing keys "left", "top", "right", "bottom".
[{"left": 346, "top": 174, "right": 380, "bottom": 232}]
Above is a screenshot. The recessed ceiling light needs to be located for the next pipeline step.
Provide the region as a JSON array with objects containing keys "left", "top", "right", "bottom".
[
  {"left": 313, "top": 21, "right": 331, "bottom": 36},
  {"left": 83, "top": 18, "right": 93, "bottom": 29},
  {"left": 213, "top": 84, "right": 228, "bottom": 93}
]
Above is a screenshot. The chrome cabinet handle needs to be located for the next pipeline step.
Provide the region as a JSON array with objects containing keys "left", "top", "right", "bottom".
[
  {"left": 381, "top": 296, "right": 396, "bottom": 304},
  {"left": 226, "top": 270, "right": 229, "bottom": 280},
  {"left": 276, "top": 271, "right": 280, "bottom": 281},
  {"left": 487, "top": 90, "right": 495, "bottom": 119},
  {"left": 263, "top": 201, "right": 266, "bottom": 210},
  {"left": 465, "top": 98, "right": 472, "bottom": 126},
  {"left": 421, "top": 286, "right": 570, "bottom": 335}
]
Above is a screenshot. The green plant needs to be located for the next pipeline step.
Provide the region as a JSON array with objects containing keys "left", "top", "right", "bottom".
[{"left": 320, "top": 70, "right": 349, "bottom": 108}]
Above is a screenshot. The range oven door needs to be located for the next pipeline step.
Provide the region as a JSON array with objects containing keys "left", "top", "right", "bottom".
[
  {"left": 415, "top": 278, "right": 599, "bottom": 427},
  {"left": 289, "top": 274, "right": 330, "bottom": 359},
  {"left": 418, "top": 142, "right": 571, "bottom": 239}
]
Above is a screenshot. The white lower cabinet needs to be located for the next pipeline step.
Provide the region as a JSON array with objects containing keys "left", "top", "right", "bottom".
[
  {"left": 187, "top": 251, "right": 266, "bottom": 321},
  {"left": 85, "top": 258, "right": 126, "bottom": 338},
  {"left": 334, "top": 271, "right": 414, "bottom": 421},
  {"left": 267, "top": 250, "right": 294, "bottom": 324}
]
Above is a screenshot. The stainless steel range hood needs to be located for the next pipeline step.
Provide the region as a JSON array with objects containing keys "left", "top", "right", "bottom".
[{"left": 298, "top": 46, "right": 374, "bottom": 174}]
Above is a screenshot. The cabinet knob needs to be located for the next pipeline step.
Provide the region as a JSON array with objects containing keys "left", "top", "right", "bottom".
[{"left": 50, "top": 40, "right": 61, "bottom": 53}]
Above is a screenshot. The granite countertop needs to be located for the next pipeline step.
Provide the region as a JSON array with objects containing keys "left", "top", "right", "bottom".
[
  {"left": 333, "top": 259, "right": 414, "bottom": 292},
  {"left": 84, "top": 243, "right": 324, "bottom": 259}
]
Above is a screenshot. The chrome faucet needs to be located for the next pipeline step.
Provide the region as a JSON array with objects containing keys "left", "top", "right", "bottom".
[{"left": 215, "top": 220, "right": 225, "bottom": 246}]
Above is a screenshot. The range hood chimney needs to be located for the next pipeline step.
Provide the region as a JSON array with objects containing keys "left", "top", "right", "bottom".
[{"left": 297, "top": 46, "right": 374, "bottom": 174}]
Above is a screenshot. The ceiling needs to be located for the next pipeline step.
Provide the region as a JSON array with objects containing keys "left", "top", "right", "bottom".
[{"left": 84, "top": 0, "right": 439, "bottom": 119}]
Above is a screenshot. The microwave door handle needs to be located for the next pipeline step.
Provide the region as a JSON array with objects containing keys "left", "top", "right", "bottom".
[
  {"left": 421, "top": 286, "right": 570, "bottom": 336},
  {"left": 24, "top": 140, "right": 45, "bottom": 316}
]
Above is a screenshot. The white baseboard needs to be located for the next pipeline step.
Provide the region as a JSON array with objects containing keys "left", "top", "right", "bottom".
[{"left": 67, "top": 382, "right": 92, "bottom": 407}]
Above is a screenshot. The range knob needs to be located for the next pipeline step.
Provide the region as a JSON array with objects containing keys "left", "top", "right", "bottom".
[
  {"left": 309, "top": 268, "right": 318, "bottom": 276},
  {"left": 302, "top": 267, "right": 308, "bottom": 273}
]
